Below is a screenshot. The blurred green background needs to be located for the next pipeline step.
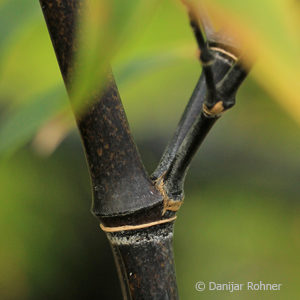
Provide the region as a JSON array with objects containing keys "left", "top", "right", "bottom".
[{"left": 0, "top": 0, "right": 300, "bottom": 299}]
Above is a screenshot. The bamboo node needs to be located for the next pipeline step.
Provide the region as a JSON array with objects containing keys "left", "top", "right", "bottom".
[
  {"left": 155, "top": 175, "right": 184, "bottom": 215},
  {"left": 100, "top": 216, "right": 177, "bottom": 233},
  {"left": 203, "top": 102, "right": 224, "bottom": 117},
  {"left": 210, "top": 47, "right": 238, "bottom": 61}
]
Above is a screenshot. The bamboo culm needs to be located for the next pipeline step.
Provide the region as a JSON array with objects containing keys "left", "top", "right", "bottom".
[{"left": 39, "top": 1, "right": 250, "bottom": 299}]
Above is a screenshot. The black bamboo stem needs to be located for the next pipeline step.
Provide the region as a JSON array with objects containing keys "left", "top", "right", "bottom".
[
  {"left": 39, "top": 1, "right": 178, "bottom": 299},
  {"left": 109, "top": 223, "right": 177, "bottom": 300},
  {"left": 189, "top": 12, "right": 217, "bottom": 103},
  {"left": 39, "top": 0, "right": 251, "bottom": 298}
]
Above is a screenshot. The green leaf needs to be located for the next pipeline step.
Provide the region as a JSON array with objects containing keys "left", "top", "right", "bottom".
[
  {"left": 70, "top": 0, "right": 161, "bottom": 111},
  {"left": 0, "top": 0, "right": 39, "bottom": 51},
  {"left": 199, "top": 0, "right": 300, "bottom": 124},
  {"left": 115, "top": 51, "right": 184, "bottom": 85},
  {"left": 0, "top": 86, "right": 68, "bottom": 158}
]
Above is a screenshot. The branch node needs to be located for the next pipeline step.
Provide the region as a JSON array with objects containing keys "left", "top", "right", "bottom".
[
  {"left": 155, "top": 175, "right": 184, "bottom": 215},
  {"left": 202, "top": 101, "right": 225, "bottom": 118},
  {"left": 210, "top": 47, "right": 238, "bottom": 62}
]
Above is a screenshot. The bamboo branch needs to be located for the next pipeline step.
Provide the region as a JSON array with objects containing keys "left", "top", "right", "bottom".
[
  {"left": 151, "top": 51, "right": 235, "bottom": 182},
  {"left": 152, "top": 4, "right": 250, "bottom": 202}
]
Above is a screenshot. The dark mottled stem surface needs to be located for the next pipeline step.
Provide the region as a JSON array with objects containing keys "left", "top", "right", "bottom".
[
  {"left": 39, "top": 0, "right": 164, "bottom": 225},
  {"left": 39, "top": 1, "right": 178, "bottom": 299}
]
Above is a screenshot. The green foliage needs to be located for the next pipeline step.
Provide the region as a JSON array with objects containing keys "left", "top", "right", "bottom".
[
  {"left": 201, "top": 0, "right": 300, "bottom": 122},
  {"left": 1, "top": 0, "right": 299, "bottom": 158},
  {"left": 0, "top": 86, "right": 67, "bottom": 157},
  {"left": 0, "top": 1, "right": 300, "bottom": 299}
]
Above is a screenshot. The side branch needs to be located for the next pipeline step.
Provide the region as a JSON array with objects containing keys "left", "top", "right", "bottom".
[
  {"left": 151, "top": 51, "right": 234, "bottom": 182},
  {"left": 152, "top": 5, "right": 250, "bottom": 202}
]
